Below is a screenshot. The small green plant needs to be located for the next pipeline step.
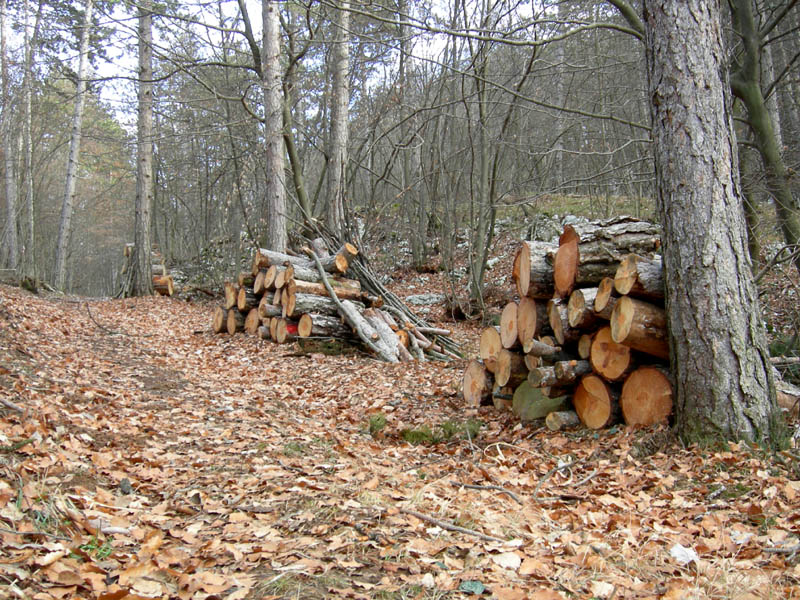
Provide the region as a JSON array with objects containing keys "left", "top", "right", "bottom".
[
  {"left": 368, "top": 413, "right": 387, "bottom": 437},
  {"left": 282, "top": 442, "right": 305, "bottom": 457},
  {"left": 401, "top": 426, "right": 439, "bottom": 445},
  {"left": 401, "top": 420, "right": 483, "bottom": 445},
  {"left": 79, "top": 536, "right": 114, "bottom": 560}
]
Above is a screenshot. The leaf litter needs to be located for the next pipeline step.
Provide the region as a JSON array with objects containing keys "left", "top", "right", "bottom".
[{"left": 0, "top": 283, "right": 799, "bottom": 599}]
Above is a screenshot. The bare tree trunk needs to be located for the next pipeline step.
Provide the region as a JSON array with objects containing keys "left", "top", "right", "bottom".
[
  {"left": 262, "top": 0, "right": 287, "bottom": 251},
  {"left": 54, "top": 0, "right": 93, "bottom": 291},
  {"left": 644, "top": 0, "right": 781, "bottom": 445},
  {"left": 326, "top": 1, "right": 350, "bottom": 238},
  {"left": 729, "top": 0, "right": 800, "bottom": 274},
  {"left": 0, "top": 0, "right": 17, "bottom": 270},
  {"left": 127, "top": 0, "right": 154, "bottom": 296},
  {"left": 20, "top": 0, "right": 38, "bottom": 278}
]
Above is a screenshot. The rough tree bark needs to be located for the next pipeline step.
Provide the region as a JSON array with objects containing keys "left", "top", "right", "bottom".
[
  {"left": 643, "top": 0, "right": 782, "bottom": 445},
  {"left": 127, "top": 0, "right": 154, "bottom": 296},
  {"left": 326, "top": 1, "right": 350, "bottom": 238},
  {"left": 0, "top": 0, "right": 17, "bottom": 270},
  {"left": 262, "top": 0, "right": 287, "bottom": 251},
  {"left": 54, "top": 0, "right": 93, "bottom": 290}
]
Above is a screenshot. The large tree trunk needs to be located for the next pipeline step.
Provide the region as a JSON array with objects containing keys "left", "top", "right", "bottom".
[
  {"left": 54, "top": 0, "right": 93, "bottom": 291},
  {"left": 127, "top": 0, "right": 154, "bottom": 296},
  {"left": 262, "top": 0, "right": 287, "bottom": 251},
  {"left": 644, "top": 0, "right": 781, "bottom": 445},
  {"left": 325, "top": 1, "right": 350, "bottom": 238},
  {"left": 0, "top": 0, "right": 17, "bottom": 270}
]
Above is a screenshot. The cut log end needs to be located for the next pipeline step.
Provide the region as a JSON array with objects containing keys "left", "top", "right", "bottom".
[
  {"left": 463, "top": 360, "right": 494, "bottom": 408},
  {"left": 590, "top": 326, "right": 633, "bottom": 382},
  {"left": 620, "top": 366, "right": 673, "bottom": 426},
  {"left": 212, "top": 306, "right": 228, "bottom": 334},
  {"left": 574, "top": 374, "right": 620, "bottom": 429}
]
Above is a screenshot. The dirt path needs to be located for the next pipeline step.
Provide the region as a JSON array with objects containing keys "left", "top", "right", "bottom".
[{"left": 1, "top": 285, "right": 798, "bottom": 599}]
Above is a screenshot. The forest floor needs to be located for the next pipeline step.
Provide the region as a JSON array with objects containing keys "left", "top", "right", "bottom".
[{"left": 1, "top": 240, "right": 800, "bottom": 599}]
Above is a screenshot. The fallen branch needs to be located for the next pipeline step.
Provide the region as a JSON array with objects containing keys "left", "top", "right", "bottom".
[
  {"left": 0, "top": 437, "right": 34, "bottom": 453},
  {"left": 400, "top": 507, "right": 507, "bottom": 543},
  {"left": 0, "top": 397, "right": 24, "bottom": 412},
  {"left": 452, "top": 482, "right": 522, "bottom": 505}
]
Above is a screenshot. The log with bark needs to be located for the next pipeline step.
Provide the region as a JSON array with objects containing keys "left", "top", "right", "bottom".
[
  {"left": 610, "top": 296, "right": 669, "bottom": 360},
  {"left": 226, "top": 309, "right": 245, "bottom": 334},
  {"left": 614, "top": 254, "right": 664, "bottom": 301},
  {"left": 212, "top": 307, "right": 228, "bottom": 334},
  {"left": 153, "top": 275, "right": 174, "bottom": 296}
]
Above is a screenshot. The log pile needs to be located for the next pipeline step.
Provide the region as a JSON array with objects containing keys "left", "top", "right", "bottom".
[
  {"left": 211, "top": 243, "right": 457, "bottom": 363},
  {"left": 463, "top": 216, "right": 677, "bottom": 430},
  {"left": 123, "top": 243, "right": 175, "bottom": 296}
]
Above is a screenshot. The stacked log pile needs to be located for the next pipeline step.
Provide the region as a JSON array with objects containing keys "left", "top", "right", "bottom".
[
  {"left": 463, "top": 216, "right": 677, "bottom": 430},
  {"left": 211, "top": 243, "right": 457, "bottom": 363},
  {"left": 123, "top": 243, "right": 175, "bottom": 296}
]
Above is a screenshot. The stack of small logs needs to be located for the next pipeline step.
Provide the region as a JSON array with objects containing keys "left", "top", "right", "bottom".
[
  {"left": 463, "top": 216, "right": 676, "bottom": 430},
  {"left": 211, "top": 243, "right": 456, "bottom": 363},
  {"left": 123, "top": 243, "right": 174, "bottom": 296}
]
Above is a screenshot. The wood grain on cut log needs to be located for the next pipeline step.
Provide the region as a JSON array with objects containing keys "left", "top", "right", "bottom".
[
  {"left": 610, "top": 296, "right": 669, "bottom": 360},
  {"left": 553, "top": 226, "right": 580, "bottom": 298},
  {"left": 567, "top": 287, "right": 599, "bottom": 329},
  {"left": 620, "top": 366, "right": 673, "bottom": 426},
  {"left": 275, "top": 319, "right": 299, "bottom": 344},
  {"left": 590, "top": 326, "right": 633, "bottom": 381},
  {"left": 547, "top": 298, "right": 579, "bottom": 345},
  {"left": 524, "top": 352, "right": 541, "bottom": 370},
  {"left": 515, "top": 240, "right": 558, "bottom": 299},
  {"left": 226, "top": 309, "right": 245, "bottom": 334},
  {"left": 494, "top": 348, "right": 528, "bottom": 387},
  {"left": 578, "top": 333, "right": 594, "bottom": 359},
  {"left": 263, "top": 265, "right": 278, "bottom": 291},
  {"left": 512, "top": 381, "right": 569, "bottom": 422},
  {"left": 244, "top": 308, "right": 261, "bottom": 334},
  {"left": 269, "top": 317, "right": 279, "bottom": 341},
  {"left": 237, "top": 287, "right": 257, "bottom": 312},
  {"left": 500, "top": 302, "right": 520, "bottom": 349},
  {"left": 251, "top": 248, "right": 270, "bottom": 275},
  {"left": 253, "top": 269, "right": 267, "bottom": 295},
  {"left": 545, "top": 410, "right": 581, "bottom": 431},
  {"left": 573, "top": 374, "right": 621, "bottom": 429},
  {"left": 614, "top": 254, "right": 664, "bottom": 300},
  {"left": 274, "top": 267, "right": 288, "bottom": 290},
  {"left": 224, "top": 281, "right": 238, "bottom": 310},
  {"left": 594, "top": 277, "right": 617, "bottom": 316},
  {"left": 212, "top": 306, "right": 227, "bottom": 333},
  {"left": 517, "top": 297, "right": 545, "bottom": 349},
  {"left": 153, "top": 275, "right": 174, "bottom": 296},
  {"left": 463, "top": 360, "right": 495, "bottom": 407},
  {"left": 480, "top": 326, "right": 503, "bottom": 373}
]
